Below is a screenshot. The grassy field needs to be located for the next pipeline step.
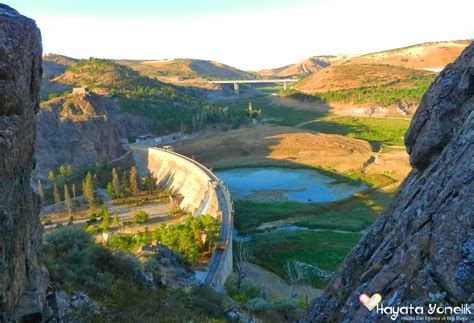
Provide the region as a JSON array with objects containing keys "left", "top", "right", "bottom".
[
  {"left": 217, "top": 94, "right": 326, "bottom": 127},
  {"left": 237, "top": 188, "right": 394, "bottom": 288},
  {"left": 235, "top": 188, "right": 391, "bottom": 234},
  {"left": 302, "top": 116, "right": 411, "bottom": 147},
  {"left": 248, "top": 230, "right": 363, "bottom": 288}
]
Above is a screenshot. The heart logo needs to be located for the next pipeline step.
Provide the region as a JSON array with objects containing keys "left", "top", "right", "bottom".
[{"left": 359, "top": 293, "right": 382, "bottom": 311}]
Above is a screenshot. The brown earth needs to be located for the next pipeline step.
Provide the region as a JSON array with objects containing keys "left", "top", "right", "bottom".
[
  {"left": 345, "top": 40, "right": 471, "bottom": 70},
  {"left": 365, "top": 146, "right": 411, "bottom": 182},
  {"left": 295, "top": 63, "right": 431, "bottom": 94},
  {"left": 256, "top": 56, "right": 335, "bottom": 78},
  {"left": 172, "top": 124, "right": 373, "bottom": 173}
]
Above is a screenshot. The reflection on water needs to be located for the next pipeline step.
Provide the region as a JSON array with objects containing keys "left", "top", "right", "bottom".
[{"left": 216, "top": 167, "right": 366, "bottom": 203}]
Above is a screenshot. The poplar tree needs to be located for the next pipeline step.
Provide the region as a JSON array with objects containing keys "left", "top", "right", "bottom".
[
  {"left": 130, "top": 166, "right": 139, "bottom": 196},
  {"left": 121, "top": 171, "right": 130, "bottom": 196},
  {"left": 64, "top": 184, "right": 72, "bottom": 217},
  {"left": 82, "top": 172, "right": 95, "bottom": 209},
  {"left": 113, "top": 214, "right": 120, "bottom": 227},
  {"left": 53, "top": 183, "right": 61, "bottom": 214},
  {"left": 48, "top": 170, "right": 55, "bottom": 184},
  {"left": 72, "top": 183, "right": 76, "bottom": 204},
  {"left": 112, "top": 168, "right": 121, "bottom": 198}
]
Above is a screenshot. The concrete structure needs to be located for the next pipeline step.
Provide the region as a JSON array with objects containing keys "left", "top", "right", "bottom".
[
  {"left": 211, "top": 78, "right": 299, "bottom": 94},
  {"left": 130, "top": 144, "right": 234, "bottom": 290}
]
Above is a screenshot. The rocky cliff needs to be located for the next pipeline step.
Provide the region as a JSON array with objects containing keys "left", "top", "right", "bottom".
[
  {"left": 305, "top": 43, "right": 473, "bottom": 322},
  {"left": 0, "top": 5, "right": 48, "bottom": 321},
  {"left": 34, "top": 91, "right": 149, "bottom": 181}
]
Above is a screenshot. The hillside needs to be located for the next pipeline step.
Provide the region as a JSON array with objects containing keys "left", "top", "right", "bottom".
[
  {"left": 295, "top": 63, "right": 432, "bottom": 93},
  {"left": 34, "top": 91, "right": 149, "bottom": 181},
  {"left": 344, "top": 40, "right": 470, "bottom": 71},
  {"left": 281, "top": 64, "right": 436, "bottom": 114},
  {"left": 121, "top": 58, "right": 255, "bottom": 79},
  {"left": 42, "top": 53, "right": 79, "bottom": 78},
  {"left": 256, "top": 56, "right": 337, "bottom": 78}
]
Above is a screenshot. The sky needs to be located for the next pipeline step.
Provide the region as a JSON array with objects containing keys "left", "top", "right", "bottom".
[{"left": 5, "top": 0, "right": 474, "bottom": 70}]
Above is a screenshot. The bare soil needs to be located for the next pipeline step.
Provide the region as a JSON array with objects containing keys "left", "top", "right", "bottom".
[{"left": 173, "top": 124, "right": 373, "bottom": 173}]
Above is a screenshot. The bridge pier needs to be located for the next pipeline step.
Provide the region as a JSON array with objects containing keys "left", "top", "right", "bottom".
[
  {"left": 233, "top": 82, "right": 239, "bottom": 95},
  {"left": 283, "top": 80, "right": 287, "bottom": 90}
]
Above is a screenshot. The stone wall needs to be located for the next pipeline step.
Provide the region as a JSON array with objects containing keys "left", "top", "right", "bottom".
[{"left": 0, "top": 5, "right": 48, "bottom": 321}]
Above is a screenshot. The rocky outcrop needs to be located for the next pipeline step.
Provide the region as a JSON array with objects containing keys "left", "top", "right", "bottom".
[
  {"left": 34, "top": 91, "right": 149, "bottom": 181},
  {"left": 0, "top": 5, "right": 48, "bottom": 321},
  {"left": 305, "top": 43, "right": 473, "bottom": 322}
]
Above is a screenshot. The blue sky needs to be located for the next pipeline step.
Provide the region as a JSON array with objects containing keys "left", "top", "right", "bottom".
[{"left": 5, "top": 0, "right": 474, "bottom": 70}]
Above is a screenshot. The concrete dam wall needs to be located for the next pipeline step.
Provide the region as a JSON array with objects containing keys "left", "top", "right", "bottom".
[{"left": 130, "top": 144, "right": 233, "bottom": 290}]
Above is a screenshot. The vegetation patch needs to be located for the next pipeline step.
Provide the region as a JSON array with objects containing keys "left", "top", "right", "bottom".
[
  {"left": 43, "top": 227, "right": 226, "bottom": 321},
  {"left": 302, "top": 116, "right": 411, "bottom": 147},
  {"left": 247, "top": 230, "right": 363, "bottom": 288},
  {"left": 218, "top": 94, "right": 326, "bottom": 127}
]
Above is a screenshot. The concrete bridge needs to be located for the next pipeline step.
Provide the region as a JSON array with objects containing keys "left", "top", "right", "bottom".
[
  {"left": 130, "top": 144, "right": 234, "bottom": 290},
  {"left": 211, "top": 78, "right": 299, "bottom": 94}
]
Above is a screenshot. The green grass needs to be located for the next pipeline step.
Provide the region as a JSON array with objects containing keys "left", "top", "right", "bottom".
[
  {"left": 248, "top": 230, "right": 363, "bottom": 288},
  {"left": 237, "top": 189, "right": 394, "bottom": 288},
  {"left": 234, "top": 201, "right": 318, "bottom": 234},
  {"left": 218, "top": 94, "right": 326, "bottom": 127},
  {"left": 303, "top": 116, "right": 411, "bottom": 147},
  {"left": 235, "top": 189, "right": 391, "bottom": 234}
]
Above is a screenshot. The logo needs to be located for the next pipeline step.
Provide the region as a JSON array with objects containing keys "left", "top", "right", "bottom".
[{"left": 359, "top": 293, "right": 382, "bottom": 311}]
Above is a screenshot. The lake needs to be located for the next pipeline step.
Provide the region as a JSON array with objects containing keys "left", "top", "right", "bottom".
[{"left": 216, "top": 167, "right": 366, "bottom": 203}]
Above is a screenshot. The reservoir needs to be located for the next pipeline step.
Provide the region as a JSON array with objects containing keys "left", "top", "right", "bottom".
[{"left": 216, "top": 167, "right": 367, "bottom": 203}]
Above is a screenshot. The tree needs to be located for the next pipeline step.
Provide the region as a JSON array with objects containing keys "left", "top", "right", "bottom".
[
  {"left": 58, "top": 165, "right": 66, "bottom": 183},
  {"left": 53, "top": 183, "right": 61, "bottom": 214},
  {"left": 133, "top": 210, "right": 149, "bottom": 224},
  {"left": 234, "top": 241, "right": 252, "bottom": 289},
  {"left": 99, "top": 204, "right": 110, "bottom": 231},
  {"left": 82, "top": 172, "right": 95, "bottom": 209},
  {"left": 141, "top": 171, "right": 156, "bottom": 195},
  {"left": 64, "top": 184, "right": 72, "bottom": 218},
  {"left": 195, "top": 215, "right": 220, "bottom": 252},
  {"left": 37, "top": 179, "right": 44, "bottom": 203},
  {"left": 129, "top": 166, "right": 139, "bottom": 196},
  {"left": 112, "top": 168, "right": 121, "bottom": 198},
  {"left": 72, "top": 183, "right": 76, "bottom": 204},
  {"left": 121, "top": 171, "right": 130, "bottom": 196},
  {"left": 48, "top": 170, "right": 55, "bottom": 184},
  {"left": 106, "top": 182, "right": 115, "bottom": 199},
  {"left": 113, "top": 214, "right": 119, "bottom": 227}
]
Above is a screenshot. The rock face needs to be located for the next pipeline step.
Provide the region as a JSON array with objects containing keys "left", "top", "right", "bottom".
[
  {"left": 305, "top": 43, "right": 473, "bottom": 322},
  {"left": 0, "top": 5, "right": 48, "bottom": 321},
  {"left": 34, "top": 91, "right": 149, "bottom": 181}
]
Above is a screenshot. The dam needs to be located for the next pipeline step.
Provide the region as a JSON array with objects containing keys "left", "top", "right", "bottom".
[{"left": 130, "top": 144, "right": 234, "bottom": 290}]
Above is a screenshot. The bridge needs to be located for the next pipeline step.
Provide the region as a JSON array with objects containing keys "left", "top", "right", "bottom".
[{"left": 211, "top": 78, "right": 299, "bottom": 94}]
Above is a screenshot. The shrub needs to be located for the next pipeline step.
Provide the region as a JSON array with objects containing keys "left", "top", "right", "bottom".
[
  {"left": 246, "top": 298, "right": 274, "bottom": 312},
  {"left": 186, "top": 286, "right": 225, "bottom": 318},
  {"left": 133, "top": 210, "right": 149, "bottom": 224}
]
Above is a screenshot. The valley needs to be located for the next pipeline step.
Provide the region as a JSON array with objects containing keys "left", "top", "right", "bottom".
[
  {"left": 38, "top": 42, "right": 458, "bottom": 296},
  {"left": 27, "top": 31, "right": 472, "bottom": 320}
]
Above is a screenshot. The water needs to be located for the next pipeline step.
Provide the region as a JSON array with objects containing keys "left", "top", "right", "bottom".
[{"left": 216, "top": 167, "right": 366, "bottom": 203}]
